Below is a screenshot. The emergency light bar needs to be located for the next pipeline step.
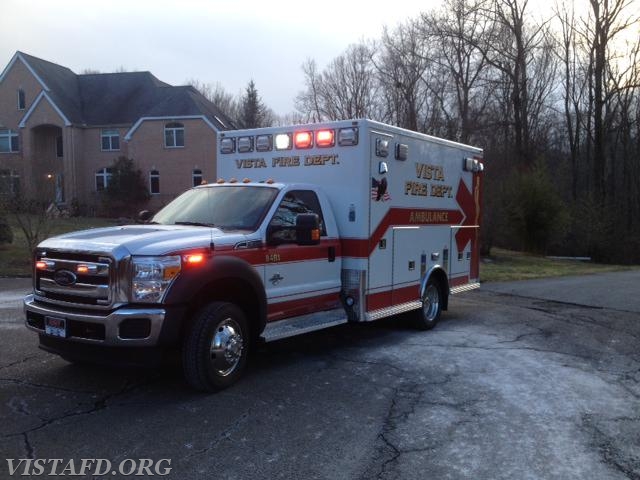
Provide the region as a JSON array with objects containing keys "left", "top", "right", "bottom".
[{"left": 220, "top": 127, "right": 359, "bottom": 154}]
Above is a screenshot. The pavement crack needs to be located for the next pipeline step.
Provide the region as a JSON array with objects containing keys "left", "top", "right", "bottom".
[
  {"left": 333, "top": 356, "right": 407, "bottom": 374},
  {"left": 497, "top": 327, "right": 553, "bottom": 344},
  {"left": 22, "top": 432, "right": 35, "bottom": 459},
  {"left": 360, "top": 384, "right": 425, "bottom": 480},
  {"left": 0, "top": 377, "right": 99, "bottom": 394},
  {"left": 582, "top": 413, "right": 640, "bottom": 480},
  {"left": 1, "top": 377, "right": 156, "bottom": 440},
  {"left": 402, "top": 342, "right": 594, "bottom": 362},
  {"left": 0, "top": 355, "right": 37, "bottom": 371},
  {"left": 181, "top": 410, "right": 252, "bottom": 460}
]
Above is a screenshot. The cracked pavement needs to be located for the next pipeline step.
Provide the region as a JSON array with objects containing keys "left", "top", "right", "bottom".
[{"left": 1, "top": 272, "right": 639, "bottom": 479}]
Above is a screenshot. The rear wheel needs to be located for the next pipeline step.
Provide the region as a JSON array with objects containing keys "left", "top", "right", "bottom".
[
  {"left": 182, "top": 302, "right": 250, "bottom": 392},
  {"left": 414, "top": 278, "right": 442, "bottom": 330}
]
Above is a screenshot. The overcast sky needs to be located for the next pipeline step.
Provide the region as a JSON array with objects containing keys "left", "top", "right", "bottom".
[{"left": 0, "top": 0, "right": 436, "bottom": 115}]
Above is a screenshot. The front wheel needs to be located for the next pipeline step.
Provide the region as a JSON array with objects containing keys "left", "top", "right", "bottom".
[
  {"left": 182, "top": 302, "right": 250, "bottom": 392},
  {"left": 414, "top": 278, "right": 442, "bottom": 330}
]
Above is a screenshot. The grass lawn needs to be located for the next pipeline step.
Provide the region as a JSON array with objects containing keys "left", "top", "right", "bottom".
[
  {"left": 0, "top": 215, "right": 115, "bottom": 277},
  {"left": 480, "top": 248, "right": 636, "bottom": 283}
]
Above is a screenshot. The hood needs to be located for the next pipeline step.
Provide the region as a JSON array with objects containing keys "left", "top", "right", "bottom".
[{"left": 37, "top": 224, "right": 249, "bottom": 257}]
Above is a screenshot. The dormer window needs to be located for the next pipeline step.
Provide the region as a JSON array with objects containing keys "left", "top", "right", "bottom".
[
  {"left": 18, "top": 89, "right": 25, "bottom": 110},
  {"left": 164, "top": 122, "right": 184, "bottom": 148}
]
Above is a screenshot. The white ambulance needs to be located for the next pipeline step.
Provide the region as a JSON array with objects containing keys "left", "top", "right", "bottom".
[{"left": 24, "top": 119, "right": 484, "bottom": 391}]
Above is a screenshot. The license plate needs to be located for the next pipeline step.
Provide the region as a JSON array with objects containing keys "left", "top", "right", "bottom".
[{"left": 45, "top": 316, "right": 67, "bottom": 338}]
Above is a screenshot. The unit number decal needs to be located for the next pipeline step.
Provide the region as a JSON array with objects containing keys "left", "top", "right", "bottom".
[{"left": 265, "top": 252, "right": 281, "bottom": 263}]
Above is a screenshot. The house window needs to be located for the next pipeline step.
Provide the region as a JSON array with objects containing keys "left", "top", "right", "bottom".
[
  {"left": 95, "top": 167, "right": 113, "bottom": 191},
  {"left": 192, "top": 169, "right": 203, "bottom": 187},
  {"left": 164, "top": 122, "right": 184, "bottom": 148},
  {"left": 56, "top": 136, "right": 63, "bottom": 158},
  {"left": 18, "top": 89, "right": 26, "bottom": 110},
  {"left": 0, "top": 169, "right": 20, "bottom": 195},
  {"left": 0, "top": 129, "right": 19, "bottom": 153},
  {"left": 101, "top": 129, "right": 120, "bottom": 151},
  {"left": 149, "top": 170, "right": 160, "bottom": 194}
]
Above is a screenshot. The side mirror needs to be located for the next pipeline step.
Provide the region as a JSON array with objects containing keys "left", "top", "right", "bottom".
[
  {"left": 138, "top": 210, "right": 153, "bottom": 223},
  {"left": 295, "top": 213, "right": 321, "bottom": 246}
]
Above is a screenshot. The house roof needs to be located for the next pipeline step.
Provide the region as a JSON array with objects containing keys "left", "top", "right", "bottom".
[{"left": 10, "top": 51, "right": 236, "bottom": 130}]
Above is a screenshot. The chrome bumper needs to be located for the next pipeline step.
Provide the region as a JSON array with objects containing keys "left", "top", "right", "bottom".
[{"left": 24, "top": 294, "right": 166, "bottom": 347}]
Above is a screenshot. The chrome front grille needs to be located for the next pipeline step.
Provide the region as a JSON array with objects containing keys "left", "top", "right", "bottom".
[{"left": 35, "top": 251, "right": 114, "bottom": 309}]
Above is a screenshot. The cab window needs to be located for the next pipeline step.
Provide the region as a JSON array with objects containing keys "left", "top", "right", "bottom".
[{"left": 269, "top": 190, "right": 326, "bottom": 242}]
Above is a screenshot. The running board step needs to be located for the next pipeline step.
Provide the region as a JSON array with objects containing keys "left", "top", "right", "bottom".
[
  {"left": 450, "top": 282, "right": 480, "bottom": 295},
  {"left": 262, "top": 308, "right": 348, "bottom": 342}
]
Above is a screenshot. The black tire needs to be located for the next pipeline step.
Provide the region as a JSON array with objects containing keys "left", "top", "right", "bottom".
[
  {"left": 182, "top": 302, "right": 250, "bottom": 392},
  {"left": 414, "top": 278, "right": 442, "bottom": 330}
]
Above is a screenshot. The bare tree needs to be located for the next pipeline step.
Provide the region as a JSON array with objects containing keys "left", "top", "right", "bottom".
[
  {"left": 420, "top": 0, "right": 492, "bottom": 143},
  {"left": 582, "top": 0, "right": 639, "bottom": 204},
  {"left": 186, "top": 79, "right": 241, "bottom": 124},
  {"left": 296, "top": 43, "right": 378, "bottom": 121},
  {"left": 374, "top": 21, "right": 432, "bottom": 131}
]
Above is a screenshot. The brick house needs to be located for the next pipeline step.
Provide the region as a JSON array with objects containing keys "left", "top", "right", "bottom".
[{"left": 0, "top": 51, "right": 235, "bottom": 212}]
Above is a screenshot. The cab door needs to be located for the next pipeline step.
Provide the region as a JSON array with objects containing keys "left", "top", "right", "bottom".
[{"left": 264, "top": 190, "right": 342, "bottom": 322}]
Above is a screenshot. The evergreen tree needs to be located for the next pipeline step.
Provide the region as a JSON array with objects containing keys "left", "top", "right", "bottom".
[
  {"left": 103, "top": 157, "right": 150, "bottom": 217},
  {"left": 240, "top": 80, "right": 266, "bottom": 128}
]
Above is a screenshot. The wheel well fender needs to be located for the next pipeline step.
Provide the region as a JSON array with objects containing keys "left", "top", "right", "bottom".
[
  {"left": 420, "top": 266, "right": 449, "bottom": 311},
  {"left": 164, "top": 255, "right": 267, "bottom": 339}
]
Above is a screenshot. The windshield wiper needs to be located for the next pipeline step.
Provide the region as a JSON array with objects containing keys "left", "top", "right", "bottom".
[{"left": 174, "top": 221, "right": 216, "bottom": 227}]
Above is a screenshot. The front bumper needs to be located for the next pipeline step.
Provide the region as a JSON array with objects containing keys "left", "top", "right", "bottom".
[{"left": 24, "top": 294, "right": 167, "bottom": 347}]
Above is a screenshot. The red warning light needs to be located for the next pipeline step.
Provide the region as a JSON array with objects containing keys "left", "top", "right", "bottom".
[
  {"left": 316, "top": 129, "right": 335, "bottom": 147},
  {"left": 294, "top": 131, "right": 313, "bottom": 149}
]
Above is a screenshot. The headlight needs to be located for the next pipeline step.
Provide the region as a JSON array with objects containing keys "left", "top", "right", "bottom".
[{"left": 131, "top": 256, "right": 181, "bottom": 303}]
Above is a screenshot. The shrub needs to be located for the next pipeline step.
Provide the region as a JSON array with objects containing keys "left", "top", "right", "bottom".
[
  {"left": 0, "top": 216, "right": 13, "bottom": 245},
  {"left": 102, "top": 157, "right": 150, "bottom": 217},
  {"left": 505, "top": 160, "right": 569, "bottom": 254}
]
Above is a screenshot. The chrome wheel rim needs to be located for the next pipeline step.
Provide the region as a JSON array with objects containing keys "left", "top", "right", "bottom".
[
  {"left": 210, "top": 318, "right": 244, "bottom": 377},
  {"left": 422, "top": 284, "right": 440, "bottom": 322}
]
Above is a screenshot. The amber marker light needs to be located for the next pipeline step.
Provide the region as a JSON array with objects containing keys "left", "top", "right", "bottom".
[
  {"left": 35, "top": 261, "right": 48, "bottom": 270},
  {"left": 184, "top": 253, "right": 205, "bottom": 265}
]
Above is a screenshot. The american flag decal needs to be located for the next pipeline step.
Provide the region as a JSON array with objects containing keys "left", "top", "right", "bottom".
[{"left": 371, "top": 177, "right": 391, "bottom": 202}]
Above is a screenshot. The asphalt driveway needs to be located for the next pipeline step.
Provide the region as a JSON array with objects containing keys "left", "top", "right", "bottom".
[{"left": 1, "top": 271, "right": 639, "bottom": 479}]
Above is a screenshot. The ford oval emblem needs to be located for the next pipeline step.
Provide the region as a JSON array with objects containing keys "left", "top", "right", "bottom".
[{"left": 54, "top": 269, "right": 77, "bottom": 286}]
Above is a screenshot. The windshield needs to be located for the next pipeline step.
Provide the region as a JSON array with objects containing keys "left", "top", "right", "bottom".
[{"left": 152, "top": 185, "right": 279, "bottom": 231}]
